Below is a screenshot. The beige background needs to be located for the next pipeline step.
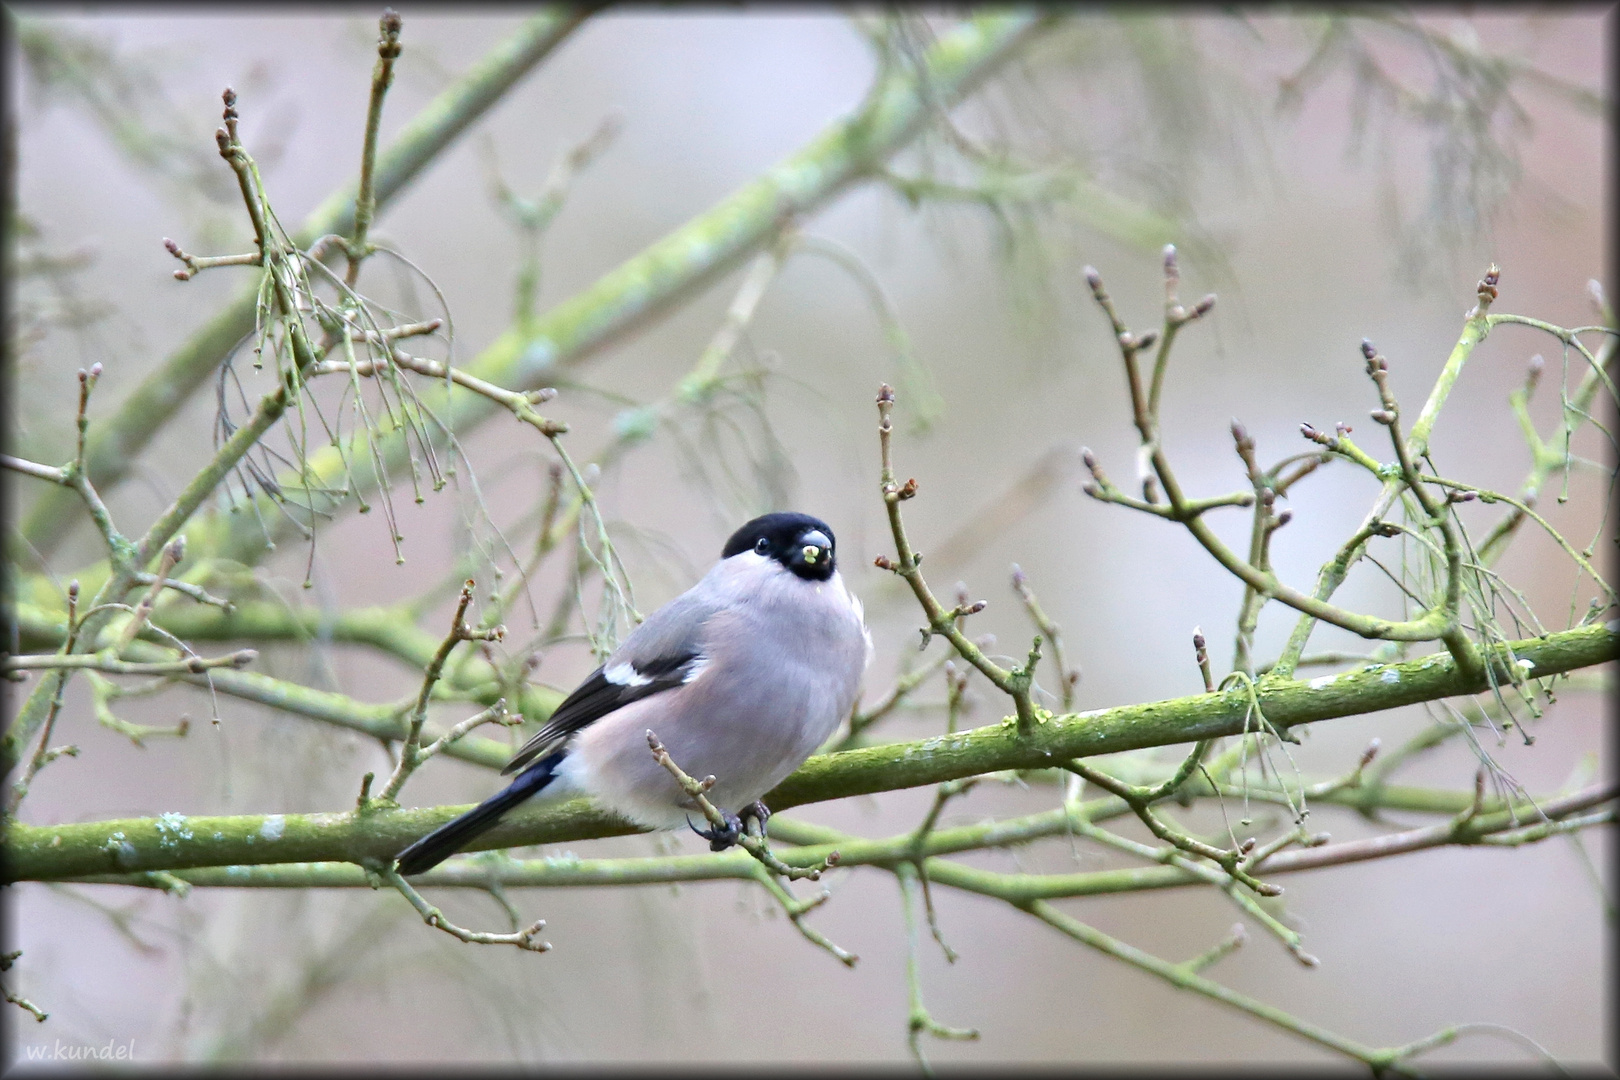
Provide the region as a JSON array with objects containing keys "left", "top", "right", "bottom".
[{"left": 6, "top": 10, "right": 1612, "bottom": 1067}]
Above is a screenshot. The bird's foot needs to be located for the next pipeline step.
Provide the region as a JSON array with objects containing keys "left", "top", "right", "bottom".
[
  {"left": 738, "top": 800, "right": 772, "bottom": 838},
  {"left": 689, "top": 811, "right": 744, "bottom": 852}
]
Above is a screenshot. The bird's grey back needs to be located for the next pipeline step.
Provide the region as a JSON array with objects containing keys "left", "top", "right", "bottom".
[
  {"left": 565, "top": 553, "right": 869, "bottom": 827},
  {"left": 610, "top": 582, "right": 725, "bottom": 669}
]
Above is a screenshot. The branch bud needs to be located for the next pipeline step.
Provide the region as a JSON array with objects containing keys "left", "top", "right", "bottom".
[
  {"left": 1359, "top": 738, "right": 1381, "bottom": 767},
  {"left": 1300, "top": 422, "right": 1334, "bottom": 449},
  {"left": 1369, "top": 409, "right": 1395, "bottom": 425},
  {"left": 1191, "top": 294, "right": 1216, "bottom": 317},
  {"left": 1524, "top": 354, "right": 1544, "bottom": 395},
  {"left": 379, "top": 9, "right": 404, "bottom": 59}
]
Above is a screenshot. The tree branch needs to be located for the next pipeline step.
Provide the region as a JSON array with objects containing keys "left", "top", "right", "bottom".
[
  {"left": 192, "top": 12, "right": 1058, "bottom": 567},
  {"left": 9, "top": 620, "right": 1612, "bottom": 882},
  {"left": 19, "top": 7, "right": 594, "bottom": 555}
]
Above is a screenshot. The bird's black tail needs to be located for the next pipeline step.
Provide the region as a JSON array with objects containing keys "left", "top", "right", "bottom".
[{"left": 394, "top": 753, "right": 563, "bottom": 876}]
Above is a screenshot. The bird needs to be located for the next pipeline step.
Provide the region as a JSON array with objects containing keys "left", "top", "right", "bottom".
[{"left": 394, "top": 511, "right": 871, "bottom": 876}]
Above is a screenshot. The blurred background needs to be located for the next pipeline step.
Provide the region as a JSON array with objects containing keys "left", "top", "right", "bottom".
[{"left": 5, "top": 8, "right": 1611, "bottom": 1067}]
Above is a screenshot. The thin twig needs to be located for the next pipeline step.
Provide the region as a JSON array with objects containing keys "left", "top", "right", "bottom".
[
  {"left": 646, "top": 730, "right": 836, "bottom": 881},
  {"left": 897, "top": 861, "right": 978, "bottom": 1070},
  {"left": 113, "top": 537, "right": 186, "bottom": 653},
  {"left": 1063, "top": 758, "right": 1282, "bottom": 897},
  {"left": 377, "top": 580, "right": 503, "bottom": 803},
  {"left": 1010, "top": 564, "right": 1079, "bottom": 710},
  {"left": 411, "top": 699, "right": 522, "bottom": 768},
  {"left": 345, "top": 9, "right": 405, "bottom": 286},
  {"left": 380, "top": 866, "right": 548, "bottom": 951},
  {"left": 749, "top": 864, "right": 858, "bottom": 967},
  {"left": 875, "top": 384, "right": 1042, "bottom": 732},
  {"left": 2, "top": 650, "right": 256, "bottom": 675},
  {"left": 1, "top": 455, "right": 70, "bottom": 484},
  {"left": 843, "top": 644, "right": 954, "bottom": 746},
  {"left": 1079, "top": 260, "right": 1504, "bottom": 652}
]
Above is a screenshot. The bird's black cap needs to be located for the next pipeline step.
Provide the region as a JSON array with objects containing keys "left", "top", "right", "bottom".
[{"left": 723, "top": 512, "right": 837, "bottom": 581}]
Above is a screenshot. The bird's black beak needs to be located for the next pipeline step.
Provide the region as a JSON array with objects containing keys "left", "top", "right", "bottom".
[{"left": 790, "top": 529, "right": 834, "bottom": 578}]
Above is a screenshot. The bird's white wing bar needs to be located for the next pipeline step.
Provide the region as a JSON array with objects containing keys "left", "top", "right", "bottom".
[
  {"left": 501, "top": 650, "right": 706, "bottom": 776},
  {"left": 604, "top": 661, "right": 652, "bottom": 687}
]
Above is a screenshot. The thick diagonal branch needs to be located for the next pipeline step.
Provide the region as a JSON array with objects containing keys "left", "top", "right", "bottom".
[{"left": 20, "top": 8, "right": 592, "bottom": 554}]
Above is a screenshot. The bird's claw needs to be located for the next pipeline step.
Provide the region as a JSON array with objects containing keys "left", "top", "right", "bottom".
[
  {"left": 739, "top": 800, "right": 772, "bottom": 836},
  {"left": 687, "top": 801, "right": 772, "bottom": 851},
  {"left": 689, "top": 811, "right": 744, "bottom": 852}
]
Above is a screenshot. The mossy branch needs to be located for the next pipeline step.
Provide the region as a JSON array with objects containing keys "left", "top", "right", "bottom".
[
  {"left": 53, "top": 780, "right": 1610, "bottom": 894},
  {"left": 188, "top": 12, "right": 1057, "bottom": 567},
  {"left": 10, "top": 598, "right": 566, "bottom": 730},
  {"left": 8, "top": 620, "right": 1612, "bottom": 882}
]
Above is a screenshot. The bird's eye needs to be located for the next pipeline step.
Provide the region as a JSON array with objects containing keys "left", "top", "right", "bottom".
[{"left": 754, "top": 537, "right": 770, "bottom": 554}]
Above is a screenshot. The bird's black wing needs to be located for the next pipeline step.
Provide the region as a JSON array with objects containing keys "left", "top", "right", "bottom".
[{"left": 501, "top": 650, "right": 703, "bottom": 775}]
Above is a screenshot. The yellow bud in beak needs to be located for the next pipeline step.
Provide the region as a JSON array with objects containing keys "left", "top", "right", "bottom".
[{"left": 801, "top": 544, "right": 820, "bottom": 564}]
